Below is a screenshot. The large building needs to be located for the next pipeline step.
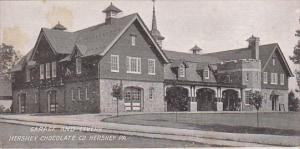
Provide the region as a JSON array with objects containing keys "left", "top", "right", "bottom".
[{"left": 10, "top": 3, "right": 293, "bottom": 113}]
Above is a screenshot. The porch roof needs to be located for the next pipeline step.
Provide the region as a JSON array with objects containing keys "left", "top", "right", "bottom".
[{"left": 164, "top": 79, "right": 246, "bottom": 89}]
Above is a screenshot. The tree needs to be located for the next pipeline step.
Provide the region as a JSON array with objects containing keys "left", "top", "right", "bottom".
[
  {"left": 290, "top": 18, "right": 300, "bottom": 89},
  {"left": 288, "top": 91, "right": 299, "bottom": 111},
  {"left": 249, "top": 90, "right": 263, "bottom": 127},
  {"left": 0, "top": 43, "right": 19, "bottom": 80},
  {"left": 111, "top": 82, "right": 122, "bottom": 116}
]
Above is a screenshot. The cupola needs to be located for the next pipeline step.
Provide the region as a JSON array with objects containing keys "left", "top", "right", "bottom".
[
  {"left": 102, "top": 2, "right": 122, "bottom": 24},
  {"left": 190, "top": 45, "right": 202, "bottom": 54},
  {"left": 52, "top": 21, "right": 67, "bottom": 31}
]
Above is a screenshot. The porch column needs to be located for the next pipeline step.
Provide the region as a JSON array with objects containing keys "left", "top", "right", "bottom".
[
  {"left": 190, "top": 86, "right": 197, "bottom": 112},
  {"left": 216, "top": 87, "right": 223, "bottom": 111}
]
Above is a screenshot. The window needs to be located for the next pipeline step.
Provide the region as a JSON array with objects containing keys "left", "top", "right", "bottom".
[
  {"left": 272, "top": 57, "right": 276, "bottom": 66},
  {"left": 263, "top": 72, "right": 268, "bottom": 84},
  {"left": 246, "top": 73, "right": 250, "bottom": 81},
  {"left": 127, "top": 56, "right": 141, "bottom": 74},
  {"left": 34, "top": 93, "right": 38, "bottom": 104},
  {"left": 26, "top": 69, "right": 30, "bottom": 82},
  {"left": 71, "top": 89, "right": 75, "bottom": 101},
  {"left": 271, "top": 73, "right": 278, "bottom": 84},
  {"left": 76, "top": 58, "right": 82, "bottom": 74},
  {"left": 131, "top": 35, "right": 136, "bottom": 46},
  {"left": 148, "top": 59, "right": 155, "bottom": 75},
  {"left": 280, "top": 74, "right": 284, "bottom": 85},
  {"left": 52, "top": 62, "right": 56, "bottom": 78},
  {"left": 264, "top": 93, "right": 268, "bottom": 104},
  {"left": 46, "top": 63, "right": 50, "bottom": 79},
  {"left": 78, "top": 88, "right": 82, "bottom": 100},
  {"left": 245, "top": 90, "right": 252, "bottom": 104},
  {"left": 149, "top": 87, "right": 154, "bottom": 100},
  {"left": 179, "top": 64, "right": 185, "bottom": 77},
  {"left": 110, "top": 55, "right": 119, "bottom": 72},
  {"left": 40, "top": 64, "right": 44, "bottom": 79},
  {"left": 204, "top": 69, "right": 209, "bottom": 79},
  {"left": 85, "top": 87, "right": 89, "bottom": 100}
]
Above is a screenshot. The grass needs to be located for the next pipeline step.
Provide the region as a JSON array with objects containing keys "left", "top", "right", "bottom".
[{"left": 103, "top": 113, "right": 300, "bottom": 136}]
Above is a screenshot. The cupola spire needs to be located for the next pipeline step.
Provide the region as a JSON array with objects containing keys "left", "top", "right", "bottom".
[{"left": 151, "top": 0, "right": 164, "bottom": 48}]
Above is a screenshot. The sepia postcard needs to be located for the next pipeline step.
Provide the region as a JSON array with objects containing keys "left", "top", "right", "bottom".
[{"left": 0, "top": 0, "right": 300, "bottom": 148}]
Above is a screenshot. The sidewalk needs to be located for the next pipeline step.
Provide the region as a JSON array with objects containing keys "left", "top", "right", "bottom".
[{"left": 0, "top": 113, "right": 299, "bottom": 147}]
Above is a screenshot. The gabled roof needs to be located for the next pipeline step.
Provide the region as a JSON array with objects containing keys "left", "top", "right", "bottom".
[
  {"left": 28, "top": 13, "right": 169, "bottom": 64},
  {"left": 201, "top": 43, "right": 293, "bottom": 77},
  {"left": 11, "top": 49, "right": 33, "bottom": 72}
]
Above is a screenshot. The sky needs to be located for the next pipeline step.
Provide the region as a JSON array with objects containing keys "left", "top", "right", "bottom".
[{"left": 0, "top": 0, "right": 299, "bottom": 90}]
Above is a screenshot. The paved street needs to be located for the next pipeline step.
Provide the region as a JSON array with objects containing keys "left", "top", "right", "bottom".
[{"left": 0, "top": 122, "right": 210, "bottom": 148}]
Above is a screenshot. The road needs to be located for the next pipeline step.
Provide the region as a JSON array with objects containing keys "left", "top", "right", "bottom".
[{"left": 0, "top": 122, "right": 210, "bottom": 148}]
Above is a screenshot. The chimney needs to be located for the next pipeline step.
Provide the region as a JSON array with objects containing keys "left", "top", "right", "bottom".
[
  {"left": 246, "top": 35, "right": 260, "bottom": 60},
  {"left": 102, "top": 2, "right": 122, "bottom": 24}
]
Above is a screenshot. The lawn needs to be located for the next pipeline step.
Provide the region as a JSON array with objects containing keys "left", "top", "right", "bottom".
[{"left": 103, "top": 112, "right": 300, "bottom": 136}]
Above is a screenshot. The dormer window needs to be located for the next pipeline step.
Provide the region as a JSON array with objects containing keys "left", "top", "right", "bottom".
[
  {"left": 76, "top": 58, "right": 82, "bottom": 74},
  {"left": 179, "top": 64, "right": 185, "bottom": 77},
  {"left": 204, "top": 69, "right": 209, "bottom": 79}
]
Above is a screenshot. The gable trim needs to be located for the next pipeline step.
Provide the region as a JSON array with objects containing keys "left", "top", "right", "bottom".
[
  {"left": 99, "top": 14, "right": 169, "bottom": 64},
  {"left": 30, "top": 29, "right": 57, "bottom": 61},
  {"left": 262, "top": 44, "right": 293, "bottom": 77}
]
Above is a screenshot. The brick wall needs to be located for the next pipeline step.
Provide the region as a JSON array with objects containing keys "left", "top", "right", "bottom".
[{"left": 99, "top": 79, "right": 164, "bottom": 113}]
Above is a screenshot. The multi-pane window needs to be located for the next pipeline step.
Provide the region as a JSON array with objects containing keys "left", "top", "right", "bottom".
[
  {"left": 26, "top": 69, "right": 30, "bottom": 82},
  {"left": 179, "top": 64, "right": 185, "bottom": 77},
  {"left": 149, "top": 87, "right": 154, "bottom": 100},
  {"left": 263, "top": 72, "right": 268, "bottom": 84},
  {"left": 76, "top": 58, "right": 82, "bottom": 74},
  {"left": 46, "top": 63, "right": 50, "bottom": 79},
  {"left": 280, "top": 74, "right": 284, "bottom": 85},
  {"left": 127, "top": 56, "right": 141, "bottom": 74},
  {"left": 204, "top": 69, "right": 209, "bottom": 79},
  {"left": 110, "top": 55, "right": 119, "bottom": 72},
  {"left": 131, "top": 35, "right": 136, "bottom": 46},
  {"left": 148, "top": 59, "right": 155, "bottom": 75},
  {"left": 271, "top": 73, "right": 278, "bottom": 84},
  {"left": 245, "top": 90, "right": 251, "bottom": 104},
  {"left": 40, "top": 64, "right": 44, "bottom": 79},
  {"left": 52, "top": 62, "right": 56, "bottom": 78}
]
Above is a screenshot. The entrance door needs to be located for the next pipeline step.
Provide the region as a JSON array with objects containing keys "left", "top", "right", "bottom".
[
  {"left": 19, "top": 93, "right": 26, "bottom": 113},
  {"left": 124, "top": 87, "right": 142, "bottom": 112},
  {"left": 272, "top": 95, "right": 278, "bottom": 111}
]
